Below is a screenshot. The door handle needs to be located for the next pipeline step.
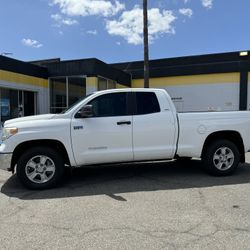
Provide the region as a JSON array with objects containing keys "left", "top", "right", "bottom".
[{"left": 117, "top": 121, "right": 131, "bottom": 125}]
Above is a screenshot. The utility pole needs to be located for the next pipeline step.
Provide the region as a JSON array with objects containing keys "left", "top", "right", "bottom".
[{"left": 143, "top": 0, "right": 149, "bottom": 88}]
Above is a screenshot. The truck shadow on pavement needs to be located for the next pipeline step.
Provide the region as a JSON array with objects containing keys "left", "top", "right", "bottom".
[{"left": 1, "top": 159, "right": 250, "bottom": 200}]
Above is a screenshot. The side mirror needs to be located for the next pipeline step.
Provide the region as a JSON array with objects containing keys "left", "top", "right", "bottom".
[{"left": 76, "top": 105, "right": 93, "bottom": 118}]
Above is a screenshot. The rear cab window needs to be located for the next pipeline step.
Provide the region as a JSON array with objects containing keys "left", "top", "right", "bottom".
[{"left": 134, "top": 92, "right": 160, "bottom": 115}]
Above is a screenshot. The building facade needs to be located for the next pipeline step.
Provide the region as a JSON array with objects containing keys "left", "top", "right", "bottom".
[
  {"left": 0, "top": 56, "right": 48, "bottom": 123},
  {"left": 0, "top": 50, "right": 250, "bottom": 124},
  {"left": 112, "top": 51, "right": 250, "bottom": 112}
]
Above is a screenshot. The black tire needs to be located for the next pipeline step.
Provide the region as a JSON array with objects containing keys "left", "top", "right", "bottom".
[
  {"left": 16, "top": 147, "right": 65, "bottom": 189},
  {"left": 202, "top": 139, "right": 240, "bottom": 176}
]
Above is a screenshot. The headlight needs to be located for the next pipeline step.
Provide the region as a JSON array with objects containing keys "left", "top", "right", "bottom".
[{"left": 2, "top": 127, "right": 18, "bottom": 141}]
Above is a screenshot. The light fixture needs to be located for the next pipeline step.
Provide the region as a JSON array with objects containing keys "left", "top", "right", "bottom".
[{"left": 239, "top": 51, "right": 248, "bottom": 57}]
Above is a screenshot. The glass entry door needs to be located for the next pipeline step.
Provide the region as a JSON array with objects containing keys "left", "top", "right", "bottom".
[
  {"left": 24, "top": 91, "right": 36, "bottom": 116},
  {"left": 0, "top": 88, "right": 37, "bottom": 124}
]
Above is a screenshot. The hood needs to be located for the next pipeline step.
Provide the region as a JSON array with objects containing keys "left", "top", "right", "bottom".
[{"left": 4, "top": 114, "right": 56, "bottom": 127}]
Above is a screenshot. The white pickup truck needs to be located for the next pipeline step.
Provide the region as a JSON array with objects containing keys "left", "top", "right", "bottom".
[{"left": 1, "top": 88, "right": 250, "bottom": 189}]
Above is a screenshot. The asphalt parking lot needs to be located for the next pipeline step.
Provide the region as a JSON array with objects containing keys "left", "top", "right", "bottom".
[{"left": 1, "top": 155, "right": 250, "bottom": 249}]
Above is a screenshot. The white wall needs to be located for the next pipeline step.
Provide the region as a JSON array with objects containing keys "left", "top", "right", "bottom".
[{"left": 161, "top": 83, "right": 239, "bottom": 112}]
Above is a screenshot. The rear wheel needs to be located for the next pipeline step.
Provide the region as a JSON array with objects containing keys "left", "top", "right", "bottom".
[
  {"left": 202, "top": 140, "right": 240, "bottom": 176},
  {"left": 16, "top": 147, "right": 65, "bottom": 189}
]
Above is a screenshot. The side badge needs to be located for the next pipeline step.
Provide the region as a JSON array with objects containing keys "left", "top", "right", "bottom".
[{"left": 74, "top": 126, "right": 83, "bottom": 130}]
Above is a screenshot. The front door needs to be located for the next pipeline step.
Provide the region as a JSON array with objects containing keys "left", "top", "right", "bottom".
[{"left": 71, "top": 92, "right": 133, "bottom": 166}]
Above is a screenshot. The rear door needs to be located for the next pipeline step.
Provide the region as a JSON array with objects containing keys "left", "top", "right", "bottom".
[{"left": 132, "top": 91, "right": 177, "bottom": 161}]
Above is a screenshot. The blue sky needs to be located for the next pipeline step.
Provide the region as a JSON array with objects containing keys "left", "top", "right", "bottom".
[{"left": 0, "top": 0, "right": 249, "bottom": 63}]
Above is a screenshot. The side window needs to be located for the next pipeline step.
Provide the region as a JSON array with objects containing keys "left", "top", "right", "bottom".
[
  {"left": 88, "top": 93, "right": 128, "bottom": 117},
  {"left": 135, "top": 92, "right": 160, "bottom": 115}
]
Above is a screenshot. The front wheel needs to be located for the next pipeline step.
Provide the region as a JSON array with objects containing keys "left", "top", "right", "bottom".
[
  {"left": 16, "top": 147, "right": 65, "bottom": 189},
  {"left": 202, "top": 140, "right": 240, "bottom": 176}
]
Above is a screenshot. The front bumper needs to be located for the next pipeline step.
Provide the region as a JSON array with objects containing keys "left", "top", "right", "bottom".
[
  {"left": 0, "top": 140, "right": 13, "bottom": 171},
  {"left": 0, "top": 142, "right": 13, "bottom": 154},
  {"left": 0, "top": 153, "right": 12, "bottom": 171}
]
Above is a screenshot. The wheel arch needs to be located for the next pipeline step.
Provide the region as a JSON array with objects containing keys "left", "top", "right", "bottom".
[
  {"left": 201, "top": 130, "right": 245, "bottom": 163},
  {"left": 11, "top": 139, "right": 70, "bottom": 173}
]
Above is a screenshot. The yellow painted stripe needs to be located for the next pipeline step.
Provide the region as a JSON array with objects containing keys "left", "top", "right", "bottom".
[
  {"left": 248, "top": 72, "right": 250, "bottom": 83},
  {"left": 0, "top": 69, "right": 48, "bottom": 88},
  {"left": 86, "top": 77, "right": 97, "bottom": 88},
  {"left": 132, "top": 80, "right": 144, "bottom": 88},
  {"left": 132, "top": 73, "right": 240, "bottom": 88},
  {"left": 116, "top": 83, "right": 127, "bottom": 88}
]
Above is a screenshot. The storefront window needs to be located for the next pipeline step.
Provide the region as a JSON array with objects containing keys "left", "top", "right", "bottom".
[
  {"left": 98, "top": 77, "right": 107, "bottom": 91},
  {"left": 98, "top": 77, "right": 116, "bottom": 90},
  {"left": 50, "top": 76, "right": 86, "bottom": 113},
  {"left": 108, "top": 79, "right": 116, "bottom": 89},
  {"left": 68, "top": 77, "right": 86, "bottom": 106},
  {"left": 50, "top": 77, "right": 67, "bottom": 113}
]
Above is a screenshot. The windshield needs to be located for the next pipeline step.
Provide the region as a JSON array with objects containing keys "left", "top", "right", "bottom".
[{"left": 60, "top": 93, "right": 94, "bottom": 114}]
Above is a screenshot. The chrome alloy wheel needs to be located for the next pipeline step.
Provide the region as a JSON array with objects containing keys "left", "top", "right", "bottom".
[
  {"left": 213, "top": 147, "right": 234, "bottom": 171},
  {"left": 25, "top": 155, "right": 56, "bottom": 184}
]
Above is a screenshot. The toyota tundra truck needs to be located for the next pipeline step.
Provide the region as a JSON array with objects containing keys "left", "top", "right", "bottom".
[{"left": 1, "top": 88, "right": 250, "bottom": 189}]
